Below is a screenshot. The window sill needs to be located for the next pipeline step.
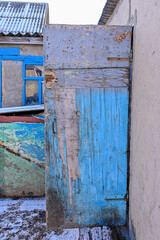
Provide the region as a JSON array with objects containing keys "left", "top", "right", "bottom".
[{"left": 0, "top": 104, "right": 44, "bottom": 114}]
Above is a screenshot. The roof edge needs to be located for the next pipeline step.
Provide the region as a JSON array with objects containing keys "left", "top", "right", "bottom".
[
  {"left": 98, "top": 0, "right": 119, "bottom": 25},
  {"left": 0, "top": 1, "right": 49, "bottom": 37}
]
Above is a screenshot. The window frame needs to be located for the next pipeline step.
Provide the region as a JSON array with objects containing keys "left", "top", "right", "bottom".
[
  {"left": 0, "top": 56, "right": 1, "bottom": 108},
  {"left": 23, "top": 60, "right": 44, "bottom": 106},
  {"left": 0, "top": 49, "right": 44, "bottom": 108}
]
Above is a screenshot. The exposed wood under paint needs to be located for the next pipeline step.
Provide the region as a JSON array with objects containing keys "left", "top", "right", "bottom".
[
  {"left": 51, "top": 88, "right": 80, "bottom": 205},
  {"left": 0, "top": 104, "right": 44, "bottom": 114},
  {"left": 0, "top": 37, "right": 43, "bottom": 45},
  {"left": 0, "top": 115, "right": 44, "bottom": 123},
  {"left": 45, "top": 86, "right": 129, "bottom": 229},
  {"left": 44, "top": 25, "right": 132, "bottom": 229},
  {"left": 45, "top": 68, "right": 129, "bottom": 88}
]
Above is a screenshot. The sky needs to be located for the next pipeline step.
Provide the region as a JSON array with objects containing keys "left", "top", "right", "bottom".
[{"left": 8, "top": 0, "right": 106, "bottom": 24}]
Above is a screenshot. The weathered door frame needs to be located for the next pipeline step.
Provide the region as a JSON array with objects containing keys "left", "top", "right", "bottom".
[{"left": 44, "top": 24, "right": 132, "bottom": 229}]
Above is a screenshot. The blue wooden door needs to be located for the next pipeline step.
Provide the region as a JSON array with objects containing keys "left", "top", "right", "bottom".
[{"left": 44, "top": 25, "right": 132, "bottom": 229}]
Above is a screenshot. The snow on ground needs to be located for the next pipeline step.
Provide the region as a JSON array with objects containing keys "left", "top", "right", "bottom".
[{"left": 0, "top": 197, "right": 113, "bottom": 240}]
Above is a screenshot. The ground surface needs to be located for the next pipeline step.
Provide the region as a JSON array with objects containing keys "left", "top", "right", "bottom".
[{"left": 0, "top": 198, "right": 129, "bottom": 240}]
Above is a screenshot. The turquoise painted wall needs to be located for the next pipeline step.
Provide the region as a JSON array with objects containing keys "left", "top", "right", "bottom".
[{"left": 0, "top": 121, "right": 45, "bottom": 197}]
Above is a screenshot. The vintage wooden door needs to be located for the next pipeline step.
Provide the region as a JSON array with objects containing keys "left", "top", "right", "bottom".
[{"left": 44, "top": 25, "right": 132, "bottom": 229}]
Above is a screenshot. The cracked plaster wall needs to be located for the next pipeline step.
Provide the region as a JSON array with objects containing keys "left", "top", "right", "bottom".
[{"left": 106, "top": 1, "right": 160, "bottom": 240}]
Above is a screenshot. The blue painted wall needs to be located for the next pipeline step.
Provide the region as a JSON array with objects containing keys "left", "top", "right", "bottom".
[
  {"left": 0, "top": 117, "right": 45, "bottom": 197},
  {"left": 0, "top": 47, "right": 20, "bottom": 56},
  {"left": 0, "top": 47, "right": 45, "bottom": 196}
]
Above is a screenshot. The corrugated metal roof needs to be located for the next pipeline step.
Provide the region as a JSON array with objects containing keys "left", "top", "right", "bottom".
[
  {"left": 98, "top": 0, "right": 119, "bottom": 25},
  {"left": 0, "top": 1, "right": 48, "bottom": 37}
]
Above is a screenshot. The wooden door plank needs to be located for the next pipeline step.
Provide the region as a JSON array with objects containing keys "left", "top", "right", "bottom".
[
  {"left": 45, "top": 87, "right": 128, "bottom": 229},
  {"left": 44, "top": 25, "right": 132, "bottom": 69},
  {"left": 45, "top": 68, "right": 130, "bottom": 88},
  {"left": 44, "top": 24, "right": 132, "bottom": 229}
]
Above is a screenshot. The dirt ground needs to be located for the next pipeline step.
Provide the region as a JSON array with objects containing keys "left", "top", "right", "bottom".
[{"left": 0, "top": 197, "right": 129, "bottom": 240}]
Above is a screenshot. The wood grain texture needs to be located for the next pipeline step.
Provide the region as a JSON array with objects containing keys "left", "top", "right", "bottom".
[
  {"left": 44, "top": 25, "right": 132, "bottom": 229},
  {"left": 45, "top": 68, "right": 129, "bottom": 88},
  {"left": 45, "top": 87, "right": 128, "bottom": 229},
  {"left": 0, "top": 37, "right": 43, "bottom": 45},
  {"left": 51, "top": 88, "right": 80, "bottom": 204},
  {"left": 44, "top": 25, "right": 132, "bottom": 69}
]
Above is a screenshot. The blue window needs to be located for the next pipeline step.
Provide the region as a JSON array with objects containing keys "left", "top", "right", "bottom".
[
  {"left": 23, "top": 61, "right": 44, "bottom": 106},
  {"left": 0, "top": 47, "right": 44, "bottom": 108}
]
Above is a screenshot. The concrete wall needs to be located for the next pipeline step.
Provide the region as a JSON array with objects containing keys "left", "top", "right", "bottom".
[{"left": 106, "top": 1, "right": 160, "bottom": 240}]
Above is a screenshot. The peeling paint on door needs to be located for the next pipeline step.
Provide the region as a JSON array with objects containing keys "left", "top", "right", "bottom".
[
  {"left": 44, "top": 25, "right": 132, "bottom": 229},
  {"left": 51, "top": 88, "right": 80, "bottom": 205}
]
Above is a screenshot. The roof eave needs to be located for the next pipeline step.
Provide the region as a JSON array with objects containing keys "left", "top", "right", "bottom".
[
  {"left": 98, "top": 0, "right": 119, "bottom": 25},
  {"left": 0, "top": 32, "right": 43, "bottom": 37}
]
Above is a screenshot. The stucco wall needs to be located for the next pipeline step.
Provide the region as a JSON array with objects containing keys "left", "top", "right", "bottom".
[{"left": 106, "top": 1, "right": 160, "bottom": 240}]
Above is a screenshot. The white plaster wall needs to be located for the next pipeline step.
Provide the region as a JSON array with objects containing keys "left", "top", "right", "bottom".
[
  {"left": 107, "top": 0, "right": 130, "bottom": 25},
  {"left": 107, "top": 1, "right": 160, "bottom": 240}
]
